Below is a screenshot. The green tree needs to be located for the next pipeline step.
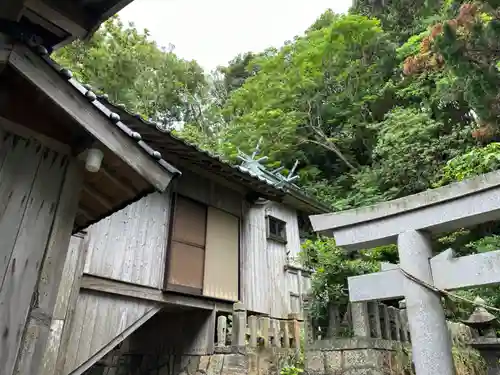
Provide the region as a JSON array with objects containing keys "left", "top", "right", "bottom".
[
  {"left": 53, "top": 16, "right": 208, "bottom": 128},
  {"left": 219, "top": 14, "right": 397, "bottom": 179}
]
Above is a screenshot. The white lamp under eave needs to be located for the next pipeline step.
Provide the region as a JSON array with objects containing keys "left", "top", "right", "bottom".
[{"left": 85, "top": 148, "right": 104, "bottom": 173}]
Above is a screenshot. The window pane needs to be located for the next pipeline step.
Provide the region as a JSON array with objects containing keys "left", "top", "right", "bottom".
[
  {"left": 172, "top": 196, "right": 207, "bottom": 247},
  {"left": 168, "top": 240, "right": 204, "bottom": 290}
]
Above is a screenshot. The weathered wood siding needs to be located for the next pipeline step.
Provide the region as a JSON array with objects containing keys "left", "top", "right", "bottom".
[
  {"left": 40, "top": 234, "right": 89, "bottom": 375},
  {"left": 62, "top": 291, "right": 161, "bottom": 375},
  {"left": 241, "top": 201, "right": 306, "bottom": 318},
  {"left": 0, "top": 129, "right": 70, "bottom": 375},
  {"left": 175, "top": 169, "right": 242, "bottom": 218},
  {"left": 83, "top": 168, "right": 243, "bottom": 292},
  {"left": 83, "top": 191, "right": 171, "bottom": 288},
  {"left": 203, "top": 207, "right": 239, "bottom": 301}
]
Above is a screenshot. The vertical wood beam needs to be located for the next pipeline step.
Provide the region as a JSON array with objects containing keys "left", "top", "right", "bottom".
[
  {"left": 14, "top": 159, "right": 83, "bottom": 375},
  {"left": 0, "top": 138, "right": 68, "bottom": 375},
  {"left": 38, "top": 232, "right": 89, "bottom": 375}
]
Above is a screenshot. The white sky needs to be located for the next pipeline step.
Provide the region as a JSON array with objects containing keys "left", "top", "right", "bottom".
[{"left": 119, "top": 0, "right": 352, "bottom": 71}]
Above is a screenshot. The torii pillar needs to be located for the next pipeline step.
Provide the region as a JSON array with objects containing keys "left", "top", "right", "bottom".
[{"left": 310, "top": 171, "right": 500, "bottom": 375}]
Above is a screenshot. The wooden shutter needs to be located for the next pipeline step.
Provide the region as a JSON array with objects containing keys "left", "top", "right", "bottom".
[
  {"left": 166, "top": 196, "right": 207, "bottom": 293},
  {"left": 203, "top": 207, "right": 239, "bottom": 301}
]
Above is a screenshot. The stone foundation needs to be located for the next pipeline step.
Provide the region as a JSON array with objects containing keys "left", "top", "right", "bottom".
[
  {"left": 162, "top": 348, "right": 300, "bottom": 375},
  {"left": 305, "top": 337, "right": 409, "bottom": 375},
  {"left": 86, "top": 347, "right": 300, "bottom": 375}
]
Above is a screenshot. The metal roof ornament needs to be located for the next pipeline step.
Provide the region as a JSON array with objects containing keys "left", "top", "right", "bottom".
[{"left": 237, "top": 138, "right": 300, "bottom": 190}]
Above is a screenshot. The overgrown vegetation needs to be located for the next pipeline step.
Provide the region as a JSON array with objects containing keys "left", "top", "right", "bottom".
[{"left": 56, "top": 0, "right": 500, "bottom": 332}]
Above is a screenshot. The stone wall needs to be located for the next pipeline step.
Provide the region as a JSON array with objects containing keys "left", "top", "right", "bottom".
[
  {"left": 166, "top": 348, "right": 300, "bottom": 375},
  {"left": 85, "top": 343, "right": 300, "bottom": 375},
  {"left": 305, "top": 337, "right": 409, "bottom": 375}
]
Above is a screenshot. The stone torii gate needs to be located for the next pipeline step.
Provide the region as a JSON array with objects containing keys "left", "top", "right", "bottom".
[{"left": 309, "top": 171, "right": 500, "bottom": 375}]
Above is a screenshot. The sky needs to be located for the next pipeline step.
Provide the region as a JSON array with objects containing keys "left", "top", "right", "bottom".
[{"left": 119, "top": 0, "right": 353, "bottom": 71}]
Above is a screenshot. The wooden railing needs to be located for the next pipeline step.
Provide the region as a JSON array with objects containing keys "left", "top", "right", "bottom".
[{"left": 215, "top": 302, "right": 302, "bottom": 351}]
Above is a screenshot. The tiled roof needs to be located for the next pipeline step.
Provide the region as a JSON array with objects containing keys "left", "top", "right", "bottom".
[
  {"left": 30, "top": 43, "right": 329, "bottom": 214},
  {"left": 30, "top": 43, "right": 181, "bottom": 178}
]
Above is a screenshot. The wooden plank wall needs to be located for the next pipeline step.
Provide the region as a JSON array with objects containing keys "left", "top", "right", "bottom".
[
  {"left": 83, "top": 191, "right": 171, "bottom": 288},
  {"left": 83, "top": 168, "right": 244, "bottom": 291},
  {"left": 39, "top": 234, "right": 88, "bottom": 375},
  {"left": 203, "top": 207, "right": 239, "bottom": 301},
  {"left": 62, "top": 290, "right": 161, "bottom": 375},
  {"left": 175, "top": 169, "right": 242, "bottom": 218},
  {"left": 241, "top": 201, "right": 303, "bottom": 318},
  {"left": 0, "top": 130, "right": 68, "bottom": 375}
]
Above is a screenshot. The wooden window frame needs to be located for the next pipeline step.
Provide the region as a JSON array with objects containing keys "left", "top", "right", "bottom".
[{"left": 266, "top": 215, "right": 287, "bottom": 244}]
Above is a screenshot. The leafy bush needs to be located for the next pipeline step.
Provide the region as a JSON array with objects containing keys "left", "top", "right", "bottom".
[
  {"left": 299, "top": 238, "right": 379, "bottom": 323},
  {"left": 434, "top": 143, "right": 500, "bottom": 187}
]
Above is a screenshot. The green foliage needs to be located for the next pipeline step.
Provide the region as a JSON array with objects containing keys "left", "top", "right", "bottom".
[
  {"left": 58, "top": 0, "right": 500, "bottom": 333},
  {"left": 368, "top": 107, "right": 472, "bottom": 196},
  {"left": 53, "top": 16, "right": 208, "bottom": 127},
  {"left": 299, "top": 238, "right": 379, "bottom": 322},
  {"left": 424, "top": 1, "right": 500, "bottom": 128},
  {"left": 280, "top": 366, "right": 303, "bottom": 375},
  {"left": 451, "top": 344, "right": 488, "bottom": 375},
  {"left": 351, "top": 0, "right": 445, "bottom": 42},
  {"left": 216, "top": 14, "right": 397, "bottom": 179},
  {"left": 434, "top": 143, "right": 500, "bottom": 186}
]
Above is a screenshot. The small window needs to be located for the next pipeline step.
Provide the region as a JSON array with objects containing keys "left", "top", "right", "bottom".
[{"left": 266, "top": 215, "right": 287, "bottom": 243}]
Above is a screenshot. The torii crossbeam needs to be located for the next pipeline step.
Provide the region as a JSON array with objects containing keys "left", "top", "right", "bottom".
[{"left": 310, "top": 171, "right": 500, "bottom": 375}]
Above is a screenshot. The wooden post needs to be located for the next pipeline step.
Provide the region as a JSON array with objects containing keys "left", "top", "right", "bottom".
[
  {"left": 259, "top": 316, "right": 270, "bottom": 348},
  {"left": 11, "top": 159, "right": 83, "bottom": 375},
  {"left": 288, "top": 313, "right": 301, "bottom": 349},
  {"left": 232, "top": 302, "right": 246, "bottom": 347},
  {"left": 389, "top": 307, "right": 401, "bottom": 341},
  {"left": 302, "top": 295, "right": 314, "bottom": 343},
  {"left": 248, "top": 315, "right": 258, "bottom": 347},
  {"left": 399, "top": 300, "right": 409, "bottom": 342},
  {"left": 217, "top": 316, "right": 227, "bottom": 347},
  {"left": 327, "top": 304, "right": 341, "bottom": 338},
  {"left": 368, "top": 302, "right": 382, "bottom": 338},
  {"left": 351, "top": 302, "right": 370, "bottom": 337},
  {"left": 40, "top": 233, "right": 89, "bottom": 375},
  {"left": 269, "top": 319, "right": 276, "bottom": 347},
  {"left": 281, "top": 319, "right": 290, "bottom": 348},
  {"left": 273, "top": 319, "right": 282, "bottom": 348},
  {"left": 381, "top": 304, "right": 391, "bottom": 339}
]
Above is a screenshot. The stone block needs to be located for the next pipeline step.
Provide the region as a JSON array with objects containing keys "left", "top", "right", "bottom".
[
  {"left": 199, "top": 356, "right": 211, "bottom": 372},
  {"left": 207, "top": 354, "right": 225, "bottom": 375},
  {"left": 343, "top": 349, "right": 383, "bottom": 369},
  {"left": 247, "top": 352, "right": 259, "bottom": 375},
  {"left": 343, "top": 369, "right": 385, "bottom": 375},
  {"left": 306, "top": 351, "right": 324, "bottom": 375},
  {"left": 221, "top": 354, "right": 248, "bottom": 375},
  {"left": 187, "top": 356, "right": 201, "bottom": 375},
  {"left": 324, "top": 350, "right": 342, "bottom": 374}
]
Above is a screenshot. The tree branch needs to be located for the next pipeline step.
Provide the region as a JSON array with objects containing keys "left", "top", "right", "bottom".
[{"left": 302, "top": 100, "right": 359, "bottom": 171}]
